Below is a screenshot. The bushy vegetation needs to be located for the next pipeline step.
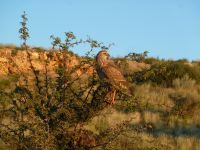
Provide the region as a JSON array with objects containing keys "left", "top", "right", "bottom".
[
  {"left": 1, "top": 12, "right": 200, "bottom": 150},
  {"left": 125, "top": 51, "right": 148, "bottom": 62},
  {"left": 132, "top": 60, "right": 200, "bottom": 87}
]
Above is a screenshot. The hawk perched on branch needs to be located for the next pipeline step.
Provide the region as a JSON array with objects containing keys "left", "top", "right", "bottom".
[{"left": 96, "top": 50, "right": 130, "bottom": 104}]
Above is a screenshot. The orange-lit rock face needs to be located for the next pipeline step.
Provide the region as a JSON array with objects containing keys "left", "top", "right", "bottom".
[
  {"left": 0, "top": 48, "right": 145, "bottom": 79},
  {"left": 0, "top": 49, "right": 93, "bottom": 78}
]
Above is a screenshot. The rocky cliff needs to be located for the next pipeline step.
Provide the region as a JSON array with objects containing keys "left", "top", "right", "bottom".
[{"left": 0, "top": 49, "right": 93, "bottom": 78}]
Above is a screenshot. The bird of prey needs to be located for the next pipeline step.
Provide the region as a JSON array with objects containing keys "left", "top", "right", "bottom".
[{"left": 96, "top": 50, "right": 130, "bottom": 104}]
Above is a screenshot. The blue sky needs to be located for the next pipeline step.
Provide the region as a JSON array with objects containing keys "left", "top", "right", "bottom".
[{"left": 0, "top": 0, "right": 200, "bottom": 60}]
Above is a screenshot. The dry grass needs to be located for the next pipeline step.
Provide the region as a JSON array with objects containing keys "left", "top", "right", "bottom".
[{"left": 84, "top": 76, "right": 200, "bottom": 149}]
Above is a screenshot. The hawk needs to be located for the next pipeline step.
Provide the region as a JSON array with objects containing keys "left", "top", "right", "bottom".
[{"left": 96, "top": 50, "right": 130, "bottom": 104}]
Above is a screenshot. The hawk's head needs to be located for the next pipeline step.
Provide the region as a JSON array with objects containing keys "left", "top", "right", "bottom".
[{"left": 96, "top": 50, "right": 110, "bottom": 67}]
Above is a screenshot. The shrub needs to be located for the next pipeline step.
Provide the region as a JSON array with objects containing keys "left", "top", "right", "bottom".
[
  {"left": 177, "top": 58, "right": 189, "bottom": 63},
  {"left": 144, "top": 57, "right": 161, "bottom": 64},
  {"left": 33, "top": 47, "right": 45, "bottom": 53},
  {"left": 132, "top": 61, "right": 200, "bottom": 87},
  {"left": 125, "top": 51, "right": 148, "bottom": 62}
]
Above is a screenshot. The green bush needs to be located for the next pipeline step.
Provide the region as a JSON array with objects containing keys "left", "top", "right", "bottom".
[
  {"left": 177, "top": 58, "right": 189, "bottom": 63},
  {"left": 144, "top": 57, "right": 162, "bottom": 64},
  {"left": 132, "top": 61, "right": 200, "bottom": 87},
  {"left": 125, "top": 51, "right": 148, "bottom": 62},
  {"left": 33, "top": 47, "right": 45, "bottom": 53}
]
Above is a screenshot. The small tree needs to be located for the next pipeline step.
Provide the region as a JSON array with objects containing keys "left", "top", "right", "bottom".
[
  {"left": 50, "top": 35, "right": 61, "bottom": 50},
  {"left": 125, "top": 51, "right": 149, "bottom": 62},
  {"left": 19, "top": 11, "right": 29, "bottom": 48}
]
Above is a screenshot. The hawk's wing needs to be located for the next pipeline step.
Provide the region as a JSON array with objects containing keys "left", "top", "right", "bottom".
[{"left": 102, "top": 60, "right": 129, "bottom": 90}]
